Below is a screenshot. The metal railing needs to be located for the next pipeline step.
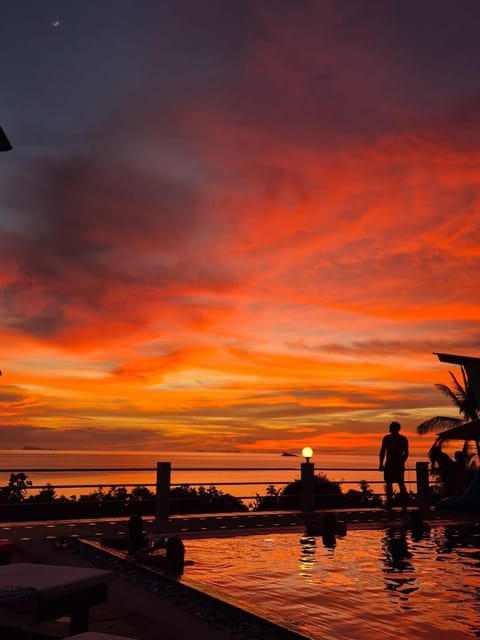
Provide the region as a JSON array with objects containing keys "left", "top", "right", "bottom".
[
  {"left": 0, "top": 461, "right": 432, "bottom": 524},
  {"left": 0, "top": 464, "right": 420, "bottom": 496}
]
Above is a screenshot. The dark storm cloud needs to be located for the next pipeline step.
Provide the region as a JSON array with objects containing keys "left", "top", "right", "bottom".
[{"left": 2, "top": 134, "right": 212, "bottom": 337}]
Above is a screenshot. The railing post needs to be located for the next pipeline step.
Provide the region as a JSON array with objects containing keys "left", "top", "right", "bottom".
[
  {"left": 416, "top": 461, "right": 430, "bottom": 512},
  {"left": 301, "top": 460, "right": 315, "bottom": 516},
  {"left": 154, "top": 462, "right": 171, "bottom": 530}
]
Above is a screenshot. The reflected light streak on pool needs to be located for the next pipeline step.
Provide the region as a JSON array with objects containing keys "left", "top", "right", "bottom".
[{"left": 183, "top": 524, "right": 480, "bottom": 639}]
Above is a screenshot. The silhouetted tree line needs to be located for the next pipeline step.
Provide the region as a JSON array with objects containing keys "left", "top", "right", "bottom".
[
  {"left": 0, "top": 473, "right": 247, "bottom": 520},
  {"left": 0, "top": 471, "right": 386, "bottom": 521}
]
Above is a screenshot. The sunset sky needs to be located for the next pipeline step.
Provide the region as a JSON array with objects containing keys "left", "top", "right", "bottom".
[{"left": 1, "top": 1, "right": 480, "bottom": 455}]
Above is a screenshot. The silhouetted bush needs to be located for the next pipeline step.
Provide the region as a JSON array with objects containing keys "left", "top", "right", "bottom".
[
  {"left": 344, "top": 480, "right": 383, "bottom": 508},
  {"left": 254, "top": 472, "right": 346, "bottom": 510},
  {"left": 170, "top": 484, "right": 248, "bottom": 514},
  {"left": 0, "top": 473, "right": 32, "bottom": 503}
]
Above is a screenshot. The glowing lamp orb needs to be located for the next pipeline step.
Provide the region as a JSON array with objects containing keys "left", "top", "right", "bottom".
[{"left": 302, "top": 446, "right": 313, "bottom": 461}]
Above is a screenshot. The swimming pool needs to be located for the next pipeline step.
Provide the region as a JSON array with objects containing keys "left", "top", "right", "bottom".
[{"left": 182, "top": 524, "right": 480, "bottom": 639}]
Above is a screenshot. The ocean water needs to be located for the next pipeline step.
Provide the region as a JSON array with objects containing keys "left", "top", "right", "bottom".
[
  {"left": 0, "top": 450, "right": 425, "bottom": 500},
  {"left": 183, "top": 525, "right": 480, "bottom": 639}
]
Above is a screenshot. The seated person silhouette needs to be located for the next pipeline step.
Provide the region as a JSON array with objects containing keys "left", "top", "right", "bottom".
[
  {"left": 429, "top": 444, "right": 466, "bottom": 497},
  {"left": 132, "top": 535, "right": 187, "bottom": 572},
  {"left": 127, "top": 513, "right": 150, "bottom": 554},
  {"left": 100, "top": 513, "right": 149, "bottom": 551},
  {"left": 101, "top": 514, "right": 188, "bottom": 572},
  {"left": 127, "top": 514, "right": 188, "bottom": 572}
]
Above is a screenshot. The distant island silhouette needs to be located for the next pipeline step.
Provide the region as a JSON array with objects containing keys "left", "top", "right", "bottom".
[
  {"left": 281, "top": 452, "right": 298, "bottom": 457},
  {"left": 22, "top": 445, "right": 55, "bottom": 450}
]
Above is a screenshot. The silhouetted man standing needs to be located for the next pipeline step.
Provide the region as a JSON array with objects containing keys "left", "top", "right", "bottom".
[{"left": 379, "top": 421, "right": 409, "bottom": 508}]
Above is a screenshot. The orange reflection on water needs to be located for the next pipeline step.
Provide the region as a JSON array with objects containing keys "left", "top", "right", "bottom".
[{"left": 184, "top": 525, "right": 480, "bottom": 639}]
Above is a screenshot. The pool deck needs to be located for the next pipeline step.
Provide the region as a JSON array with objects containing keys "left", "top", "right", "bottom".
[
  {"left": 1, "top": 507, "right": 479, "bottom": 548},
  {"left": 4, "top": 537, "right": 243, "bottom": 640},
  {"left": 0, "top": 508, "right": 358, "bottom": 548},
  {"left": 156, "top": 506, "right": 451, "bottom": 534}
]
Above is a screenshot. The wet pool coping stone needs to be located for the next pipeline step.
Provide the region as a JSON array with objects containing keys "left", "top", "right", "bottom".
[{"left": 74, "top": 538, "right": 309, "bottom": 640}]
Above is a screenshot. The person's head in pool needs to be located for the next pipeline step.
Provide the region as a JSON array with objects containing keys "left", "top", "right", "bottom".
[
  {"left": 165, "top": 536, "right": 185, "bottom": 568},
  {"left": 128, "top": 514, "right": 148, "bottom": 554},
  {"left": 128, "top": 514, "right": 143, "bottom": 534}
]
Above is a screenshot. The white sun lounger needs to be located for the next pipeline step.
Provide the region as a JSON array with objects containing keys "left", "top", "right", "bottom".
[{"left": 0, "top": 562, "right": 112, "bottom": 634}]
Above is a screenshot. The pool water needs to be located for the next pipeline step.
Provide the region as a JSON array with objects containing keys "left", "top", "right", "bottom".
[{"left": 182, "top": 523, "right": 480, "bottom": 640}]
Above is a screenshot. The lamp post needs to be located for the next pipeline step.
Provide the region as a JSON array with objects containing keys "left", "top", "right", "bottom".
[
  {"left": 154, "top": 462, "right": 171, "bottom": 531},
  {"left": 301, "top": 446, "right": 315, "bottom": 516},
  {"left": 0, "top": 126, "right": 12, "bottom": 152},
  {"left": 302, "top": 446, "right": 313, "bottom": 463}
]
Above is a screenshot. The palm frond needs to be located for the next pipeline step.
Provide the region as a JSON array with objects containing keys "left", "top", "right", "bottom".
[
  {"left": 421, "top": 366, "right": 480, "bottom": 436},
  {"left": 461, "top": 366, "right": 469, "bottom": 390},
  {"left": 448, "top": 370, "right": 465, "bottom": 397},
  {"left": 435, "top": 383, "right": 463, "bottom": 409},
  {"left": 416, "top": 416, "right": 464, "bottom": 435},
  {"left": 436, "top": 369, "right": 480, "bottom": 421}
]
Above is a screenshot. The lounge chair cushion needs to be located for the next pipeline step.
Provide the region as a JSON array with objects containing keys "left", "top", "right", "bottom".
[{"left": 0, "top": 563, "right": 111, "bottom": 600}]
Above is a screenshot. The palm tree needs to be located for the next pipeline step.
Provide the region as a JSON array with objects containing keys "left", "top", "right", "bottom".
[{"left": 416, "top": 367, "right": 479, "bottom": 435}]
